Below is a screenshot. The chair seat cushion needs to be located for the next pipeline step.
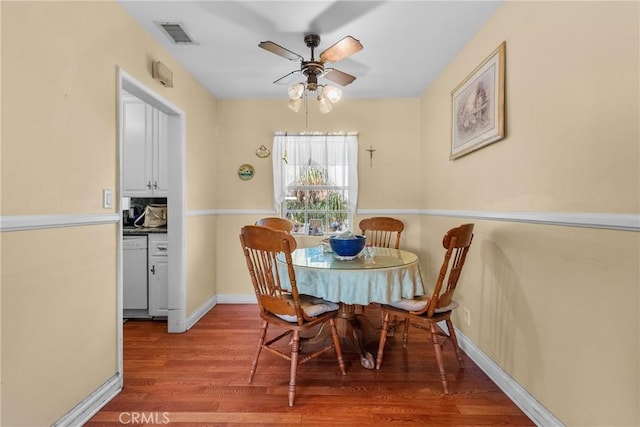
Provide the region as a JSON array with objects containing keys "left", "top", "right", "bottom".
[
  {"left": 277, "top": 294, "right": 339, "bottom": 322},
  {"left": 388, "top": 295, "right": 459, "bottom": 313}
]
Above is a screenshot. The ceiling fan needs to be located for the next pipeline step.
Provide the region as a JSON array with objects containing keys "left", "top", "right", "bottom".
[
  {"left": 259, "top": 33, "right": 363, "bottom": 90},
  {"left": 259, "top": 33, "right": 363, "bottom": 113}
]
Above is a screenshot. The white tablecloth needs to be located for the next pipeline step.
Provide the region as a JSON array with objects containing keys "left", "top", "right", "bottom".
[{"left": 277, "top": 247, "right": 425, "bottom": 306}]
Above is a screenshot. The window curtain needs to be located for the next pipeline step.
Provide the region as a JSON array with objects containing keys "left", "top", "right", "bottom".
[{"left": 272, "top": 132, "right": 358, "bottom": 214}]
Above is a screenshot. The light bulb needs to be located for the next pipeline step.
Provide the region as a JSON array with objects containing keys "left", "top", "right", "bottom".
[
  {"left": 288, "top": 97, "right": 302, "bottom": 112},
  {"left": 323, "top": 85, "right": 342, "bottom": 104},
  {"left": 318, "top": 95, "right": 333, "bottom": 114},
  {"left": 287, "top": 83, "right": 304, "bottom": 100}
]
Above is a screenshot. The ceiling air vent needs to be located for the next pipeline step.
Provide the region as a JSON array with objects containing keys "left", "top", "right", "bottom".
[{"left": 156, "top": 22, "right": 195, "bottom": 45}]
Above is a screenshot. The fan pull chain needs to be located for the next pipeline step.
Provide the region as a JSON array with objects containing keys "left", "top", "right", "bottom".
[{"left": 304, "top": 91, "right": 309, "bottom": 129}]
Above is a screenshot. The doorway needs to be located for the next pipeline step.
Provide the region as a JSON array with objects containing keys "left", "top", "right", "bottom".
[{"left": 118, "top": 69, "right": 186, "bottom": 343}]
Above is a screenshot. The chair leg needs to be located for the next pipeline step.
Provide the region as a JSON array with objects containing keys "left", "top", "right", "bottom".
[
  {"left": 329, "top": 318, "right": 347, "bottom": 375},
  {"left": 386, "top": 315, "right": 400, "bottom": 336},
  {"left": 249, "top": 320, "right": 268, "bottom": 383},
  {"left": 446, "top": 319, "right": 464, "bottom": 369},
  {"left": 402, "top": 319, "right": 410, "bottom": 348},
  {"left": 376, "top": 311, "right": 391, "bottom": 369},
  {"left": 288, "top": 330, "right": 300, "bottom": 407},
  {"left": 430, "top": 323, "right": 449, "bottom": 394}
]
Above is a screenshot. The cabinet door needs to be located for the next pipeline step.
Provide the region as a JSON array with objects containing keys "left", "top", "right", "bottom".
[
  {"left": 122, "top": 99, "right": 153, "bottom": 196},
  {"left": 148, "top": 256, "right": 168, "bottom": 317},
  {"left": 153, "top": 109, "right": 169, "bottom": 196},
  {"left": 148, "top": 234, "right": 168, "bottom": 317}
]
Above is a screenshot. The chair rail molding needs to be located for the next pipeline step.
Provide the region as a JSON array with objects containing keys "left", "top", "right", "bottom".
[
  {"left": 187, "top": 209, "right": 276, "bottom": 217},
  {"left": 5, "top": 211, "right": 636, "bottom": 232},
  {"left": 0, "top": 213, "right": 120, "bottom": 232},
  {"left": 357, "top": 209, "right": 639, "bottom": 232}
]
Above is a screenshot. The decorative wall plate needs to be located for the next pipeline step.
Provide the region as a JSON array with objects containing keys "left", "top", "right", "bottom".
[
  {"left": 237, "top": 163, "right": 255, "bottom": 181},
  {"left": 256, "top": 145, "right": 271, "bottom": 158}
]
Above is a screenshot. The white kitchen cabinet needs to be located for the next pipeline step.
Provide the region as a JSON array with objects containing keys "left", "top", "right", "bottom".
[
  {"left": 148, "top": 233, "right": 168, "bottom": 317},
  {"left": 122, "top": 95, "right": 168, "bottom": 197}
]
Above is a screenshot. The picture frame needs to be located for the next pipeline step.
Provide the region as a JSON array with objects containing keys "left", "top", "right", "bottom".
[
  {"left": 309, "top": 219, "right": 323, "bottom": 236},
  {"left": 450, "top": 41, "right": 506, "bottom": 160}
]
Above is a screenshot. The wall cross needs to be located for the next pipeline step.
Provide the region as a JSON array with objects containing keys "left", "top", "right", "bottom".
[{"left": 366, "top": 145, "right": 376, "bottom": 167}]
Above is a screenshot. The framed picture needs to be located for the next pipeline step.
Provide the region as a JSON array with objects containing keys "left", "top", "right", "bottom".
[
  {"left": 309, "top": 219, "right": 323, "bottom": 236},
  {"left": 450, "top": 41, "right": 506, "bottom": 160}
]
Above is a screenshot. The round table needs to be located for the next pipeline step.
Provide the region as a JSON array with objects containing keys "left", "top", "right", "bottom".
[{"left": 278, "top": 246, "right": 425, "bottom": 368}]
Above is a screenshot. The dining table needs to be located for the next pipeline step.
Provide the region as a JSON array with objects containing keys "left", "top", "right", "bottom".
[{"left": 277, "top": 245, "right": 425, "bottom": 369}]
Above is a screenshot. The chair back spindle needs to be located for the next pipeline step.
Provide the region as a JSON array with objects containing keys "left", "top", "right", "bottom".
[{"left": 359, "top": 217, "right": 404, "bottom": 249}]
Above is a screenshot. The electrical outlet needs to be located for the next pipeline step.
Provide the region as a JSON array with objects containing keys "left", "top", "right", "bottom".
[{"left": 462, "top": 308, "right": 471, "bottom": 326}]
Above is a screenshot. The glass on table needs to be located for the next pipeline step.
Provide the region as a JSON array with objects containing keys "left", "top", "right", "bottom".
[{"left": 363, "top": 243, "right": 375, "bottom": 264}]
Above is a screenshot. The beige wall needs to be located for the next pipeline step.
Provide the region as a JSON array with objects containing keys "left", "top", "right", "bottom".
[
  {"left": 2, "top": 0, "right": 638, "bottom": 425},
  {"left": 186, "top": 216, "right": 217, "bottom": 314},
  {"left": 214, "top": 99, "right": 421, "bottom": 296},
  {"left": 419, "top": 2, "right": 639, "bottom": 425},
  {"left": 2, "top": 226, "right": 117, "bottom": 424},
  {"left": 1, "top": 2, "right": 217, "bottom": 425}
]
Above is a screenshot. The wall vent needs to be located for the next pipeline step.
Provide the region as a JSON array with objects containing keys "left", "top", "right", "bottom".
[{"left": 156, "top": 22, "right": 195, "bottom": 45}]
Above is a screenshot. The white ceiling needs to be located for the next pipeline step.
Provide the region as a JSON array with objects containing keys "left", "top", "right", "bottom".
[{"left": 118, "top": 1, "right": 502, "bottom": 100}]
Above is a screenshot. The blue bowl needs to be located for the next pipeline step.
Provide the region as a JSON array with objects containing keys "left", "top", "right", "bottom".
[{"left": 329, "top": 235, "right": 366, "bottom": 257}]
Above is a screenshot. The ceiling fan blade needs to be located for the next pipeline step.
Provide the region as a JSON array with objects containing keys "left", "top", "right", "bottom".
[
  {"left": 309, "top": 1, "right": 384, "bottom": 34},
  {"left": 323, "top": 69, "right": 356, "bottom": 86},
  {"left": 319, "top": 36, "right": 363, "bottom": 63},
  {"left": 258, "top": 41, "right": 303, "bottom": 61},
  {"left": 274, "top": 70, "right": 303, "bottom": 85}
]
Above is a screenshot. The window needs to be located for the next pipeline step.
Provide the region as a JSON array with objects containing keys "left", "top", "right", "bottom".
[{"left": 272, "top": 133, "right": 358, "bottom": 235}]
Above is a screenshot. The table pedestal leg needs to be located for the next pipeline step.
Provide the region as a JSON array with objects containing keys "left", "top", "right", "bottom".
[{"left": 338, "top": 303, "right": 375, "bottom": 369}]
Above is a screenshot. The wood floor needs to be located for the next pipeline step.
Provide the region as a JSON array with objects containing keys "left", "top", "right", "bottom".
[{"left": 87, "top": 304, "right": 533, "bottom": 426}]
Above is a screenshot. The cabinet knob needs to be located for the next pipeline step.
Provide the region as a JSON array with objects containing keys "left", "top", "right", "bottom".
[
  {"left": 147, "top": 181, "right": 152, "bottom": 189},
  {"left": 153, "top": 181, "right": 158, "bottom": 189},
  {"left": 150, "top": 265, "right": 156, "bottom": 275}
]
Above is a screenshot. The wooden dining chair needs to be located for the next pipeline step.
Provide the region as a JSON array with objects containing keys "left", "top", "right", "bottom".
[
  {"left": 239, "top": 225, "right": 347, "bottom": 406},
  {"left": 359, "top": 217, "right": 405, "bottom": 318},
  {"left": 375, "top": 223, "right": 474, "bottom": 394},
  {"left": 359, "top": 217, "right": 404, "bottom": 249},
  {"left": 255, "top": 217, "right": 294, "bottom": 233}
]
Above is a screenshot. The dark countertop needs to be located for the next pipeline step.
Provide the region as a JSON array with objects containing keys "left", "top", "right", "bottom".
[{"left": 123, "top": 226, "right": 168, "bottom": 235}]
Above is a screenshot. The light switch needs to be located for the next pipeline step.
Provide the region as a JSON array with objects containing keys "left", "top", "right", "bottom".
[{"left": 103, "top": 189, "right": 113, "bottom": 209}]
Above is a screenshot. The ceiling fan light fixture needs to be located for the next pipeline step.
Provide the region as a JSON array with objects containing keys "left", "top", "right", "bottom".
[
  {"left": 288, "top": 97, "right": 303, "bottom": 112},
  {"left": 317, "top": 94, "right": 333, "bottom": 114},
  {"left": 287, "top": 83, "right": 304, "bottom": 100},
  {"left": 261, "top": 33, "right": 362, "bottom": 115},
  {"left": 322, "top": 85, "right": 342, "bottom": 104}
]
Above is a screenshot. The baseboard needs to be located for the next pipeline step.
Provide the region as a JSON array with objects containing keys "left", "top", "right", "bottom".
[
  {"left": 186, "top": 294, "right": 218, "bottom": 330},
  {"left": 184, "top": 294, "right": 257, "bottom": 329},
  {"left": 215, "top": 293, "right": 258, "bottom": 304},
  {"left": 53, "top": 373, "right": 122, "bottom": 427},
  {"left": 453, "top": 327, "right": 564, "bottom": 426}
]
